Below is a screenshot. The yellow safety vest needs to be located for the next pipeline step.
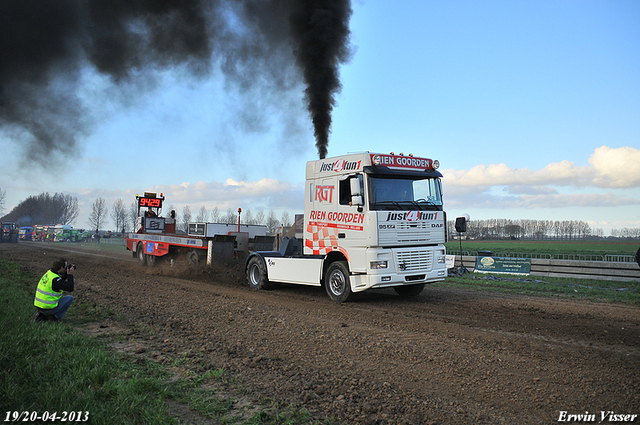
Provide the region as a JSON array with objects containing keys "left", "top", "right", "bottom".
[{"left": 34, "top": 270, "right": 63, "bottom": 309}]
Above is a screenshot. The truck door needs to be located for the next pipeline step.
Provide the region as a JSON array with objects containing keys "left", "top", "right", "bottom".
[{"left": 337, "top": 174, "right": 367, "bottom": 272}]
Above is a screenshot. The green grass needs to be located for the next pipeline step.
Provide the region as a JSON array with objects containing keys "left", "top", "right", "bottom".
[
  {"left": 442, "top": 272, "right": 640, "bottom": 303},
  {"left": 446, "top": 239, "right": 639, "bottom": 256},
  {"left": 28, "top": 237, "right": 128, "bottom": 252},
  {"left": 56, "top": 238, "right": 128, "bottom": 253},
  {"left": 443, "top": 240, "right": 640, "bottom": 302},
  {"left": 0, "top": 259, "right": 334, "bottom": 425}
]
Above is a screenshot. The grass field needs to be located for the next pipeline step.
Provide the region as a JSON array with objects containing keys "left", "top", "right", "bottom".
[
  {"left": 446, "top": 239, "right": 640, "bottom": 256},
  {"left": 444, "top": 240, "right": 640, "bottom": 302},
  {"left": 442, "top": 273, "right": 640, "bottom": 304},
  {"left": 0, "top": 259, "right": 330, "bottom": 425}
]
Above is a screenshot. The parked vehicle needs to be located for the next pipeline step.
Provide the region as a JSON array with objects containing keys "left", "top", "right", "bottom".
[{"left": 0, "top": 222, "right": 19, "bottom": 243}]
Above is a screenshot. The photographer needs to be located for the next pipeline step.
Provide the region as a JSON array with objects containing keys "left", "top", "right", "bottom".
[{"left": 30, "top": 258, "right": 76, "bottom": 323}]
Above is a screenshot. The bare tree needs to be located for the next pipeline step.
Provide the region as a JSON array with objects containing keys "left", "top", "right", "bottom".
[
  {"left": 281, "top": 211, "right": 291, "bottom": 229},
  {"left": 255, "top": 210, "right": 265, "bottom": 225},
  {"left": 224, "top": 208, "right": 236, "bottom": 224},
  {"left": 244, "top": 209, "right": 254, "bottom": 225},
  {"left": 266, "top": 210, "right": 280, "bottom": 234},
  {"left": 56, "top": 193, "right": 80, "bottom": 225},
  {"left": 110, "top": 199, "right": 126, "bottom": 234},
  {"left": 211, "top": 206, "right": 220, "bottom": 222},
  {"left": 196, "top": 206, "right": 209, "bottom": 222},
  {"left": 0, "top": 187, "right": 5, "bottom": 216},
  {"left": 127, "top": 202, "right": 138, "bottom": 232},
  {"left": 87, "top": 198, "right": 108, "bottom": 233},
  {"left": 577, "top": 221, "right": 591, "bottom": 240},
  {"left": 504, "top": 221, "right": 521, "bottom": 239},
  {"left": 181, "top": 205, "right": 192, "bottom": 232}
]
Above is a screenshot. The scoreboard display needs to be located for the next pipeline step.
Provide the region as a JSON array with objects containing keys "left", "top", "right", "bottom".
[{"left": 138, "top": 196, "right": 163, "bottom": 208}]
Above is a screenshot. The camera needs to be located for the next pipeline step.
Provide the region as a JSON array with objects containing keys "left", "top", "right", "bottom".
[{"left": 67, "top": 264, "right": 76, "bottom": 271}]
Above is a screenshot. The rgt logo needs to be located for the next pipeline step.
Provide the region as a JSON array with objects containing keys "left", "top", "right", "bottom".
[{"left": 315, "top": 185, "right": 334, "bottom": 203}]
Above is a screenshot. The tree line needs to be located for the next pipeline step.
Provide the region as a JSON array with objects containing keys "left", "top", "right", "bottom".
[
  {"left": 447, "top": 218, "right": 640, "bottom": 240},
  {"left": 2, "top": 190, "right": 636, "bottom": 239},
  {"left": 172, "top": 205, "right": 292, "bottom": 234},
  {"left": 0, "top": 192, "right": 79, "bottom": 226},
  {"left": 447, "top": 218, "right": 602, "bottom": 240},
  {"left": 90, "top": 198, "right": 292, "bottom": 235},
  {"left": 609, "top": 228, "right": 640, "bottom": 239},
  {"left": 0, "top": 192, "right": 290, "bottom": 235}
]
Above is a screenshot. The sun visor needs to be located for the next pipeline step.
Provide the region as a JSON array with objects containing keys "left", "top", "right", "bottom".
[{"left": 363, "top": 166, "right": 443, "bottom": 179}]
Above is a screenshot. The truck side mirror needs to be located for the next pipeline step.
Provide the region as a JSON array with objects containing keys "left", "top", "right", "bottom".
[
  {"left": 349, "top": 175, "right": 364, "bottom": 207},
  {"left": 349, "top": 176, "right": 362, "bottom": 196}
]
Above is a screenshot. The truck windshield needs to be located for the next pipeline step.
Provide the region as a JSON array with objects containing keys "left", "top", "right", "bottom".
[{"left": 368, "top": 175, "right": 443, "bottom": 211}]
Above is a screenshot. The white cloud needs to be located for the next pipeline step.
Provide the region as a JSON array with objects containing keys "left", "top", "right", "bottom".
[
  {"left": 588, "top": 146, "right": 640, "bottom": 188},
  {"left": 443, "top": 146, "right": 640, "bottom": 190},
  {"left": 442, "top": 146, "right": 640, "bottom": 210},
  {"left": 505, "top": 185, "right": 558, "bottom": 195},
  {"left": 147, "top": 178, "right": 304, "bottom": 210}
]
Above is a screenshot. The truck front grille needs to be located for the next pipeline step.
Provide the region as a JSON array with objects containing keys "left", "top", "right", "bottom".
[{"left": 395, "top": 250, "right": 433, "bottom": 273}]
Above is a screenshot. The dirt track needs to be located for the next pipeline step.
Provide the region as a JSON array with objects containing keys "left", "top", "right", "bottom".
[{"left": 4, "top": 242, "right": 639, "bottom": 424}]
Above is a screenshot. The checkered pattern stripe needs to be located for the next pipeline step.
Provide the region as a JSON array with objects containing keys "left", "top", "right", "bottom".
[{"left": 305, "top": 222, "right": 339, "bottom": 255}]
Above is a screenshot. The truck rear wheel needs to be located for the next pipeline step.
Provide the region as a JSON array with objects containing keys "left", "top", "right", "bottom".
[
  {"left": 247, "top": 257, "right": 272, "bottom": 290},
  {"left": 394, "top": 284, "right": 425, "bottom": 297},
  {"left": 146, "top": 254, "right": 157, "bottom": 267},
  {"left": 187, "top": 250, "right": 200, "bottom": 268},
  {"left": 325, "top": 261, "right": 353, "bottom": 303}
]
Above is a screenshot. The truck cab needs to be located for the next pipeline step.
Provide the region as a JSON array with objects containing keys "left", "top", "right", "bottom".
[{"left": 246, "top": 152, "right": 447, "bottom": 302}]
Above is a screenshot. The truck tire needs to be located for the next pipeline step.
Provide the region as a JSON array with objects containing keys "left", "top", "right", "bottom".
[
  {"left": 146, "top": 254, "right": 157, "bottom": 267},
  {"left": 394, "top": 284, "right": 425, "bottom": 297},
  {"left": 137, "top": 243, "right": 146, "bottom": 266},
  {"left": 325, "top": 261, "right": 353, "bottom": 303},
  {"left": 187, "top": 250, "right": 200, "bottom": 268},
  {"left": 247, "top": 257, "right": 272, "bottom": 290}
]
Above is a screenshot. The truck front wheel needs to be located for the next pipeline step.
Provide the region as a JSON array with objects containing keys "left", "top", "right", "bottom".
[
  {"left": 137, "top": 243, "right": 146, "bottom": 266},
  {"left": 247, "top": 257, "right": 272, "bottom": 290},
  {"left": 325, "top": 261, "right": 353, "bottom": 303}
]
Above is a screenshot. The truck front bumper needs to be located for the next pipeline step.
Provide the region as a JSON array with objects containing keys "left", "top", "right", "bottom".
[{"left": 350, "top": 245, "right": 447, "bottom": 292}]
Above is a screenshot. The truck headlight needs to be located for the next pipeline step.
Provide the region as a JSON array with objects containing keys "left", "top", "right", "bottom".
[
  {"left": 370, "top": 260, "right": 388, "bottom": 269},
  {"left": 437, "top": 256, "right": 446, "bottom": 264}
]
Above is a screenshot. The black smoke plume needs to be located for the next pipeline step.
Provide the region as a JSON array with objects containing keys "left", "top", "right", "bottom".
[
  {"left": 290, "top": 1, "right": 353, "bottom": 159},
  {"left": 0, "top": 0, "right": 352, "bottom": 163}
]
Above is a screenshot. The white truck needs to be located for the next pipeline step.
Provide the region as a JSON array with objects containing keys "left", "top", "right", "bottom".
[{"left": 246, "top": 152, "right": 447, "bottom": 302}]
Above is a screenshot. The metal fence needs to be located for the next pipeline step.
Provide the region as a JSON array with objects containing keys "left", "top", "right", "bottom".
[{"left": 448, "top": 254, "right": 640, "bottom": 282}]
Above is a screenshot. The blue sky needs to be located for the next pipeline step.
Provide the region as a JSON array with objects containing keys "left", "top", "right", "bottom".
[{"left": 1, "top": 0, "right": 639, "bottom": 234}]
